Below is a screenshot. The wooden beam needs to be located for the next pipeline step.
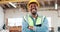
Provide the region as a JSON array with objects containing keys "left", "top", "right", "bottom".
[
  {"left": 0, "top": 0, "right": 29, "bottom": 4},
  {"left": 0, "top": 0, "right": 20, "bottom": 4}
]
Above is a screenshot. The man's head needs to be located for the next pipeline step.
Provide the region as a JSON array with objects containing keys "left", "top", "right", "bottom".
[{"left": 27, "top": 0, "right": 39, "bottom": 15}]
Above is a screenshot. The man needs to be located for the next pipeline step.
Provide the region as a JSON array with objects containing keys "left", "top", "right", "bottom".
[{"left": 22, "top": 0, "right": 49, "bottom": 32}]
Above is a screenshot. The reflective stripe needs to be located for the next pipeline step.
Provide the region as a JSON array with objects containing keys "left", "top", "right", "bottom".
[
  {"left": 28, "top": 16, "right": 42, "bottom": 26},
  {"left": 24, "top": 16, "right": 27, "bottom": 21},
  {"left": 41, "top": 16, "right": 46, "bottom": 24},
  {"left": 24, "top": 15, "right": 44, "bottom": 26},
  {"left": 36, "top": 17, "right": 42, "bottom": 25},
  {"left": 28, "top": 16, "right": 34, "bottom": 26}
]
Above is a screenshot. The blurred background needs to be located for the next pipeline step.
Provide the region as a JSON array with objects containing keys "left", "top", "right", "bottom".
[{"left": 0, "top": 0, "right": 60, "bottom": 32}]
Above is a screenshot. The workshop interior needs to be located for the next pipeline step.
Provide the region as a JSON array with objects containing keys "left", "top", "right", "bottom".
[{"left": 0, "top": 0, "right": 60, "bottom": 32}]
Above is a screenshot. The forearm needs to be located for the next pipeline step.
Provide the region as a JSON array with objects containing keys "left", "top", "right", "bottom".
[
  {"left": 33, "top": 24, "right": 49, "bottom": 32},
  {"left": 33, "top": 18, "right": 49, "bottom": 32},
  {"left": 22, "top": 27, "right": 31, "bottom": 32},
  {"left": 22, "top": 19, "right": 34, "bottom": 32}
]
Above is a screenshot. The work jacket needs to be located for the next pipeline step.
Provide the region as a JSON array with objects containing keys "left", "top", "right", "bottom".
[{"left": 22, "top": 14, "right": 49, "bottom": 32}]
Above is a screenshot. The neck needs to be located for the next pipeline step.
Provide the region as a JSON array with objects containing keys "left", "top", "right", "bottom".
[{"left": 32, "top": 14, "right": 37, "bottom": 18}]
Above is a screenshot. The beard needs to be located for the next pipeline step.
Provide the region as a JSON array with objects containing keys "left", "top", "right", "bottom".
[
  {"left": 32, "top": 12, "right": 37, "bottom": 15},
  {"left": 31, "top": 8, "right": 37, "bottom": 15}
]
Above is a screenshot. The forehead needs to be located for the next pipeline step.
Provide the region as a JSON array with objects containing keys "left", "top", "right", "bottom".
[
  {"left": 29, "top": 4, "right": 38, "bottom": 7},
  {"left": 29, "top": 2, "right": 38, "bottom": 6},
  {"left": 30, "top": 4, "right": 37, "bottom": 6}
]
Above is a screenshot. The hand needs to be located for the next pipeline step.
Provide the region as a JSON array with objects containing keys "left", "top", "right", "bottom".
[{"left": 29, "top": 26, "right": 33, "bottom": 30}]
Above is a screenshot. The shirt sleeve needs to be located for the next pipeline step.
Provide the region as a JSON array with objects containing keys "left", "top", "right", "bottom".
[
  {"left": 22, "top": 18, "right": 34, "bottom": 32},
  {"left": 33, "top": 17, "right": 49, "bottom": 32},
  {"left": 22, "top": 18, "right": 29, "bottom": 32}
]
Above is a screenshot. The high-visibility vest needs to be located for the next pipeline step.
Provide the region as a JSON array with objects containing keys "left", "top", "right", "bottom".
[{"left": 24, "top": 15, "right": 45, "bottom": 26}]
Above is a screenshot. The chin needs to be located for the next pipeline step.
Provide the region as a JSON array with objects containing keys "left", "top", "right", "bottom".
[{"left": 32, "top": 13, "right": 36, "bottom": 15}]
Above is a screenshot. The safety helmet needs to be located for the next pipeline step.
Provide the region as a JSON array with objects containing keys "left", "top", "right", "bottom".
[{"left": 27, "top": 0, "right": 40, "bottom": 8}]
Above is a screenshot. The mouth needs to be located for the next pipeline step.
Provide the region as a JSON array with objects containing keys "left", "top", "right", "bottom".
[
  {"left": 32, "top": 12, "right": 36, "bottom": 15},
  {"left": 31, "top": 9, "right": 37, "bottom": 15}
]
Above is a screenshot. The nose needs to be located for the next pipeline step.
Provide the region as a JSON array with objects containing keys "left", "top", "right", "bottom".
[{"left": 32, "top": 9, "right": 36, "bottom": 12}]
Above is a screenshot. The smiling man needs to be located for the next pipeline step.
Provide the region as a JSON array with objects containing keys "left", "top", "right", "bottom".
[{"left": 22, "top": 0, "right": 49, "bottom": 32}]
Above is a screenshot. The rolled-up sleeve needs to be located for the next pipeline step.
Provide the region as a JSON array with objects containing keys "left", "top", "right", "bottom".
[{"left": 34, "top": 17, "right": 49, "bottom": 32}]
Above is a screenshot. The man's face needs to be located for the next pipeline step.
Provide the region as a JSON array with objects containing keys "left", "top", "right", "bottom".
[{"left": 29, "top": 3, "right": 38, "bottom": 15}]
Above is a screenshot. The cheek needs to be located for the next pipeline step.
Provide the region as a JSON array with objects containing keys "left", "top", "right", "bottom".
[{"left": 36, "top": 7, "right": 38, "bottom": 10}]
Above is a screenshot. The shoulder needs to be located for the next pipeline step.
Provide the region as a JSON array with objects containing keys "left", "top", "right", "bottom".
[
  {"left": 38, "top": 15, "right": 46, "bottom": 19},
  {"left": 23, "top": 14, "right": 29, "bottom": 21},
  {"left": 38, "top": 15, "right": 47, "bottom": 21}
]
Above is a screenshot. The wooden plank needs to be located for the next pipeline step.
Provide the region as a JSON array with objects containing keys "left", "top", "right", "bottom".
[{"left": 0, "top": 0, "right": 29, "bottom": 4}]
